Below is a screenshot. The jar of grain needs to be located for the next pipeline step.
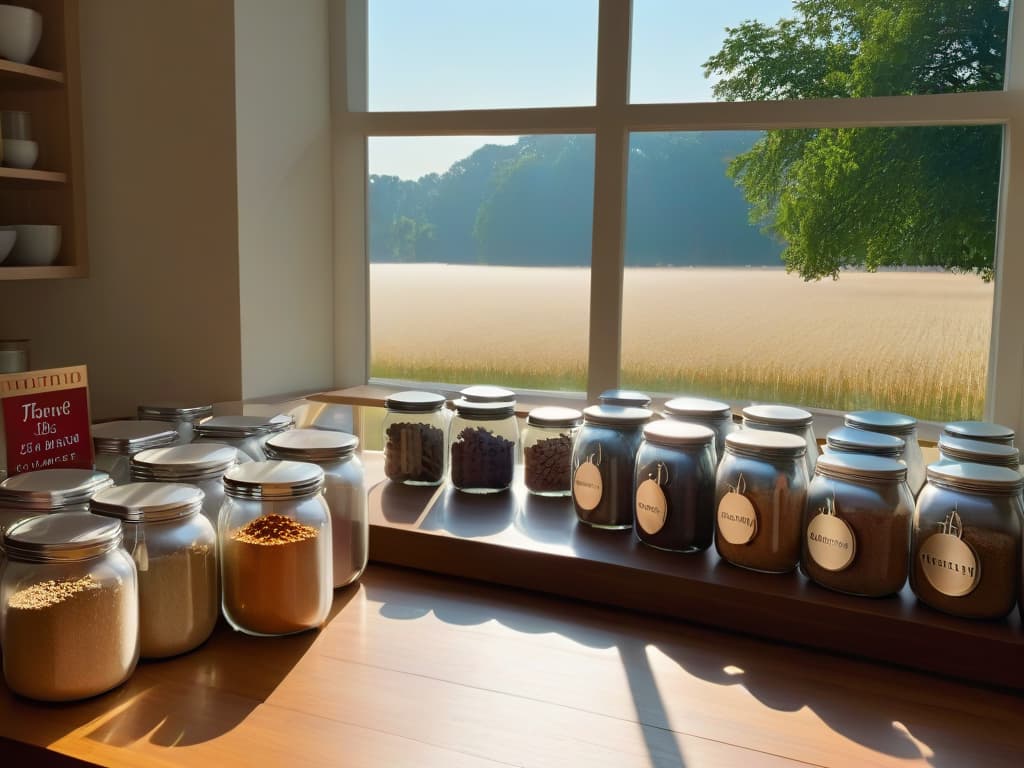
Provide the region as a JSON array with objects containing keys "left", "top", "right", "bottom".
[
  {"left": 90, "top": 482, "right": 217, "bottom": 659},
  {"left": 802, "top": 453, "right": 913, "bottom": 597},
  {"left": 219, "top": 460, "right": 332, "bottom": 636},
  {"left": 663, "top": 396, "right": 736, "bottom": 465},
  {"left": 634, "top": 420, "right": 716, "bottom": 552},
  {"left": 192, "top": 414, "right": 294, "bottom": 462},
  {"left": 937, "top": 435, "right": 1020, "bottom": 471},
  {"left": 824, "top": 426, "right": 906, "bottom": 461},
  {"left": 382, "top": 390, "right": 449, "bottom": 486},
  {"left": 572, "top": 405, "right": 653, "bottom": 529},
  {"left": 845, "top": 411, "right": 925, "bottom": 496},
  {"left": 264, "top": 429, "right": 367, "bottom": 588},
  {"left": 92, "top": 420, "right": 179, "bottom": 485},
  {"left": 131, "top": 442, "right": 239, "bottom": 525},
  {"left": 911, "top": 462, "right": 1023, "bottom": 619},
  {"left": 942, "top": 421, "right": 1015, "bottom": 447},
  {"left": 460, "top": 384, "right": 516, "bottom": 403},
  {"left": 136, "top": 403, "right": 213, "bottom": 444},
  {"left": 741, "top": 404, "right": 817, "bottom": 478},
  {"left": 449, "top": 399, "right": 519, "bottom": 494},
  {"left": 522, "top": 406, "right": 583, "bottom": 497},
  {"left": 1, "top": 512, "right": 139, "bottom": 701},
  {"left": 0, "top": 468, "right": 113, "bottom": 537},
  {"left": 599, "top": 389, "right": 653, "bottom": 408},
  {"left": 715, "top": 430, "right": 808, "bottom": 573}
]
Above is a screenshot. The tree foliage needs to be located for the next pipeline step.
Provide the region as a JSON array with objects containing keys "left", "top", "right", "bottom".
[{"left": 704, "top": 0, "right": 1008, "bottom": 279}]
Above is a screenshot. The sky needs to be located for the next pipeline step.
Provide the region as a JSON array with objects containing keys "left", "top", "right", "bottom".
[{"left": 367, "top": 0, "right": 795, "bottom": 179}]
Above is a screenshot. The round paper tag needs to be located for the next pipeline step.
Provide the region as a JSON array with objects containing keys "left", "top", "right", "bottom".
[
  {"left": 573, "top": 462, "right": 603, "bottom": 511},
  {"left": 807, "top": 513, "right": 856, "bottom": 572},
  {"left": 636, "top": 478, "right": 668, "bottom": 535},
  {"left": 919, "top": 533, "right": 981, "bottom": 597},
  {"left": 717, "top": 492, "right": 757, "bottom": 545}
]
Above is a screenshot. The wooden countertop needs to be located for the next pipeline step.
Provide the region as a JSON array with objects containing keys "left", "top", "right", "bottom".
[{"left": 1, "top": 563, "right": 1023, "bottom": 768}]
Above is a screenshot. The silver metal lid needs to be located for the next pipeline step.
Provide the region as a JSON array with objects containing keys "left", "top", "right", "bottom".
[
  {"left": 725, "top": 430, "right": 807, "bottom": 459},
  {"left": 826, "top": 426, "right": 905, "bottom": 457},
  {"left": 92, "top": 420, "right": 179, "bottom": 455},
  {"left": 136, "top": 403, "right": 213, "bottom": 422},
  {"left": 90, "top": 482, "right": 204, "bottom": 523},
  {"left": 926, "top": 461, "right": 1024, "bottom": 496},
  {"left": 642, "top": 420, "right": 715, "bottom": 447},
  {"left": 3, "top": 512, "right": 123, "bottom": 563},
  {"left": 664, "top": 396, "right": 732, "bottom": 419},
  {"left": 223, "top": 460, "right": 324, "bottom": 500},
  {"left": 385, "top": 390, "right": 446, "bottom": 413},
  {"left": 0, "top": 468, "right": 114, "bottom": 510},
  {"left": 742, "top": 404, "right": 813, "bottom": 427},
  {"left": 599, "top": 389, "right": 652, "bottom": 408},
  {"left": 815, "top": 453, "right": 907, "bottom": 483},
  {"left": 192, "top": 414, "right": 295, "bottom": 439},
  {"left": 937, "top": 435, "right": 1020, "bottom": 469},
  {"left": 942, "top": 421, "right": 1015, "bottom": 445},
  {"left": 265, "top": 428, "right": 359, "bottom": 463},
  {"left": 131, "top": 442, "right": 239, "bottom": 481},
  {"left": 582, "top": 404, "right": 652, "bottom": 427},
  {"left": 526, "top": 406, "right": 583, "bottom": 429},
  {"left": 453, "top": 398, "right": 516, "bottom": 419},
  {"left": 844, "top": 411, "right": 917, "bottom": 435},
  {"left": 460, "top": 385, "right": 516, "bottom": 403}
]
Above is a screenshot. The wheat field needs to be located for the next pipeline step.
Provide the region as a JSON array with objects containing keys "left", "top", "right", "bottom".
[{"left": 370, "top": 264, "right": 993, "bottom": 421}]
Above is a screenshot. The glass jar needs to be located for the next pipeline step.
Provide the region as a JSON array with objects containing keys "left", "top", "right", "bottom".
[
  {"left": 937, "top": 435, "right": 1019, "bottom": 471},
  {"left": 572, "top": 405, "right": 652, "bottom": 529},
  {"left": 192, "top": 413, "right": 294, "bottom": 461},
  {"left": 0, "top": 468, "right": 113, "bottom": 537},
  {"left": 265, "top": 429, "right": 367, "bottom": 588},
  {"left": 634, "top": 420, "right": 716, "bottom": 552},
  {"left": 715, "top": 430, "right": 808, "bottom": 573},
  {"left": 599, "top": 389, "right": 653, "bottom": 408},
  {"left": 663, "top": 396, "right": 736, "bottom": 465},
  {"left": 382, "top": 390, "right": 449, "bottom": 486},
  {"left": 845, "top": 411, "right": 925, "bottom": 496},
  {"left": 90, "top": 482, "right": 217, "bottom": 659},
  {"left": 802, "top": 453, "right": 913, "bottom": 597},
  {"left": 824, "top": 426, "right": 906, "bottom": 461},
  {"left": 1, "top": 512, "right": 138, "bottom": 701},
  {"left": 219, "top": 460, "right": 332, "bottom": 636},
  {"left": 136, "top": 403, "right": 213, "bottom": 444},
  {"left": 449, "top": 399, "right": 519, "bottom": 494},
  {"left": 911, "top": 462, "right": 1023, "bottom": 619},
  {"left": 92, "top": 420, "right": 179, "bottom": 484},
  {"left": 942, "top": 420, "right": 1016, "bottom": 447},
  {"left": 522, "top": 406, "right": 583, "bottom": 497},
  {"left": 460, "top": 384, "right": 516, "bottom": 403},
  {"left": 130, "top": 442, "right": 239, "bottom": 525},
  {"left": 742, "top": 404, "right": 817, "bottom": 477}
]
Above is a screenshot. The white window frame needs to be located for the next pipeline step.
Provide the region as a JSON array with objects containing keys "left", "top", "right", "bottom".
[{"left": 329, "top": 0, "right": 1024, "bottom": 438}]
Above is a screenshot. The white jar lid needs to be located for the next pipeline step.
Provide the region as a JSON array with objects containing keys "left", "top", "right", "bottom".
[{"left": 264, "top": 428, "right": 358, "bottom": 463}]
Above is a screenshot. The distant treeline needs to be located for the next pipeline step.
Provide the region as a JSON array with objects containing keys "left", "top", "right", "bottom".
[{"left": 369, "top": 133, "right": 785, "bottom": 267}]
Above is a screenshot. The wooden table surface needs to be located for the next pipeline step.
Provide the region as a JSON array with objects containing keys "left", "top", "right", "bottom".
[{"left": 1, "top": 564, "right": 1022, "bottom": 768}]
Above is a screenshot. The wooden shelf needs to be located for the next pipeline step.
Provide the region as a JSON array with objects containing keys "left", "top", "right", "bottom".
[
  {"left": 0, "top": 57, "right": 64, "bottom": 87},
  {"left": 0, "top": 167, "right": 67, "bottom": 184},
  {"left": 0, "top": 265, "right": 83, "bottom": 280}
]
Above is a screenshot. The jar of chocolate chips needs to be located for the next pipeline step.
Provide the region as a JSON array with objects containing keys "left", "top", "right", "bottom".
[
  {"left": 522, "top": 407, "right": 583, "bottom": 497},
  {"left": 448, "top": 398, "right": 519, "bottom": 494},
  {"left": 911, "top": 462, "right": 1023, "bottom": 620},
  {"left": 382, "top": 391, "right": 449, "bottom": 486}
]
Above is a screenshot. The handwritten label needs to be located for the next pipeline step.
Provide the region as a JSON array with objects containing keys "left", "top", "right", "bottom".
[
  {"left": 573, "top": 462, "right": 603, "bottom": 511},
  {"left": 717, "top": 492, "right": 758, "bottom": 545},
  {"left": 636, "top": 478, "right": 668, "bottom": 535},
  {"left": 807, "top": 513, "right": 857, "bottom": 572}
]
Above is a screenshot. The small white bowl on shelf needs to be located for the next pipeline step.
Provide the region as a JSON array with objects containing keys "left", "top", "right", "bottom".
[
  {"left": 0, "top": 5, "right": 43, "bottom": 65},
  {"left": 1, "top": 224, "right": 61, "bottom": 267},
  {"left": 1, "top": 138, "right": 38, "bottom": 169},
  {"left": 0, "top": 229, "right": 15, "bottom": 265}
]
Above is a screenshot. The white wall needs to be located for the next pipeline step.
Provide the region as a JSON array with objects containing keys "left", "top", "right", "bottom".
[{"left": 234, "top": 0, "right": 334, "bottom": 398}]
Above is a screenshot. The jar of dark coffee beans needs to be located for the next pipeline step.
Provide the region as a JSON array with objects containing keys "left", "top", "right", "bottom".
[
  {"left": 448, "top": 399, "right": 519, "bottom": 494},
  {"left": 522, "top": 407, "right": 583, "bottom": 497},
  {"left": 382, "top": 391, "right": 449, "bottom": 486}
]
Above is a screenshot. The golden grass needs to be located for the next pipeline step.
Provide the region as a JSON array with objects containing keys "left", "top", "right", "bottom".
[{"left": 370, "top": 265, "right": 992, "bottom": 421}]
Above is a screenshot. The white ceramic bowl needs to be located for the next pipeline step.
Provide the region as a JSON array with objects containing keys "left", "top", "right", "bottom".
[
  {"left": 0, "top": 5, "right": 43, "bottom": 64},
  {"left": 1, "top": 138, "right": 37, "bottom": 169},
  {"left": 3, "top": 224, "right": 60, "bottom": 267},
  {"left": 0, "top": 229, "right": 15, "bottom": 265}
]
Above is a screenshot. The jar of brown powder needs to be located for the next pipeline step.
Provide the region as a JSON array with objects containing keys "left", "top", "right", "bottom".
[{"left": 219, "top": 460, "right": 332, "bottom": 636}]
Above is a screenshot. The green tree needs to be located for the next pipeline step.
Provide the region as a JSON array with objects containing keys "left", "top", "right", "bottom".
[{"left": 704, "top": 0, "right": 1008, "bottom": 280}]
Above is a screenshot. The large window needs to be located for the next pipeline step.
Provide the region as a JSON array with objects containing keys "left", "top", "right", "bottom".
[{"left": 336, "top": 0, "right": 1024, "bottom": 431}]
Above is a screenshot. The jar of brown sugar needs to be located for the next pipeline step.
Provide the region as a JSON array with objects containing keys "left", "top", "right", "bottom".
[
  {"left": 741, "top": 404, "right": 817, "bottom": 478},
  {"left": 715, "top": 430, "right": 808, "bottom": 573},
  {"left": 911, "top": 462, "right": 1023, "bottom": 620},
  {"left": 219, "top": 461, "right": 332, "bottom": 636},
  {"left": 802, "top": 453, "right": 913, "bottom": 597}
]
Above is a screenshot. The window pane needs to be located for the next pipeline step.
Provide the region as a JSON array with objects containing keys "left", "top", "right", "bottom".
[
  {"left": 621, "top": 128, "right": 999, "bottom": 421},
  {"left": 369, "top": 135, "right": 594, "bottom": 391},
  {"left": 368, "top": 0, "right": 598, "bottom": 111},
  {"left": 631, "top": 1, "right": 1009, "bottom": 103}
]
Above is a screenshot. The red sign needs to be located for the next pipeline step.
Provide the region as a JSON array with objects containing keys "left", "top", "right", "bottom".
[{"left": 1, "top": 366, "right": 93, "bottom": 476}]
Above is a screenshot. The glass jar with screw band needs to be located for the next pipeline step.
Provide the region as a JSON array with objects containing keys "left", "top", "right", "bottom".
[
  {"left": 136, "top": 403, "right": 213, "bottom": 444},
  {"left": 937, "top": 435, "right": 1019, "bottom": 471},
  {"left": 0, "top": 468, "right": 113, "bottom": 538},
  {"left": 91, "top": 420, "right": 179, "bottom": 485},
  {"left": 449, "top": 399, "right": 519, "bottom": 494},
  {"left": 382, "top": 390, "right": 449, "bottom": 486},
  {"left": 942, "top": 421, "right": 1015, "bottom": 447},
  {"left": 663, "top": 396, "right": 735, "bottom": 465},
  {"left": 131, "top": 442, "right": 239, "bottom": 525},
  {"left": 741, "top": 404, "right": 817, "bottom": 478},
  {"left": 824, "top": 426, "right": 906, "bottom": 460},
  {"left": 522, "top": 407, "right": 583, "bottom": 497},
  {"left": 845, "top": 411, "right": 925, "bottom": 496},
  {"left": 192, "top": 413, "right": 294, "bottom": 461}
]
